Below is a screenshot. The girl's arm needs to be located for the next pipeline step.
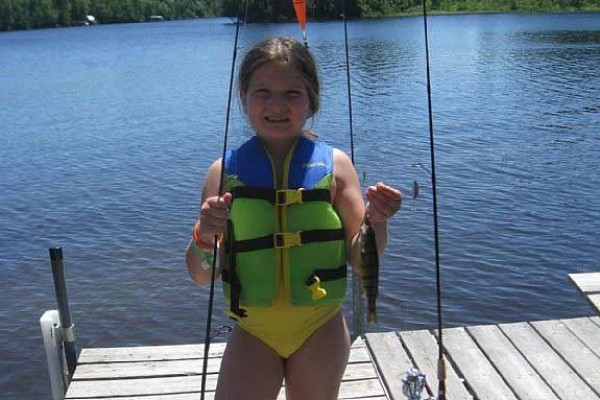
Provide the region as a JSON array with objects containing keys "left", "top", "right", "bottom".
[
  {"left": 332, "top": 149, "right": 365, "bottom": 271},
  {"left": 332, "top": 149, "right": 402, "bottom": 271},
  {"left": 186, "top": 159, "right": 232, "bottom": 285}
]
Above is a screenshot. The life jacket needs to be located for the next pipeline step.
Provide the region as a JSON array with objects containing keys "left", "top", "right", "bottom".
[{"left": 222, "top": 135, "right": 347, "bottom": 319}]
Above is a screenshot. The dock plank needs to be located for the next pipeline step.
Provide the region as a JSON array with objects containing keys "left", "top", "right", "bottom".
[
  {"left": 561, "top": 317, "right": 600, "bottom": 358},
  {"left": 68, "top": 364, "right": 381, "bottom": 399},
  {"left": 399, "top": 329, "right": 472, "bottom": 400},
  {"left": 569, "top": 272, "right": 600, "bottom": 293},
  {"left": 73, "top": 395, "right": 217, "bottom": 400},
  {"left": 467, "top": 324, "right": 559, "bottom": 400},
  {"left": 74, "top": 357, "right": 222, "bottom": 379},
  {"left": 500, "top": 322, "right": 598, "bottom": 399},
  {"left": 442, "top": 327, "right": 518, "bottom": 400},
  {"left": 569, "top": 273, "right": 600, "bottom": 314},
  {"left": 77, "top": 342, "right": 227, "bottom": 364},
  {"left": 78, "top": 339, "right": 368, "bottom": 364},
  {"left": 365, "top": 331, "right": 419, "bottom": 399},
  {"left": 532, "top": 319, "right": 600, "bottom": 395},
  {"left": 66, "top": 375, "right": 219, "bottom": 398},
  {"left": 589, "top": 294, "right": 600, "bottom": 313}
]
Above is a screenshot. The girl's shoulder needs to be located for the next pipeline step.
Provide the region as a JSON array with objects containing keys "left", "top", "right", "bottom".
[{"left": 332, "top": 147, "right": 353, "bottom": 165}]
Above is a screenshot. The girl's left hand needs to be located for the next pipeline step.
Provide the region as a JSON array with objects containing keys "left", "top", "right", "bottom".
[{"left": 365, "top": 182, "right": 402, "bottom": 223}]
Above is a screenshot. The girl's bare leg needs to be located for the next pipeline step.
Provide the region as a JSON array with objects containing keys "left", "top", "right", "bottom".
[
  {"left": 284, "top": 310, "right": 351, "bottom": 400},
  {"left": 215, "top": 326, "right": 284, "bottom": 400}
]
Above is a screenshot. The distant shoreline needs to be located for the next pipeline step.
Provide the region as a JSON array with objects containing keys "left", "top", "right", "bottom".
[{"left": 2, "top": 8, "right": 599, "bottom": 32}]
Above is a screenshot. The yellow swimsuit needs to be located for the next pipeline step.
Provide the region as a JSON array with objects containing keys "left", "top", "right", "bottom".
[{"left": 235, "top": 286, "right": 341, "bottom": 358}]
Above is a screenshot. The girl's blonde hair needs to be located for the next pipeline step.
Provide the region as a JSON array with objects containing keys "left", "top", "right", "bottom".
[{"left": 238, "top": 37, "right": 320, "bottom": 117}]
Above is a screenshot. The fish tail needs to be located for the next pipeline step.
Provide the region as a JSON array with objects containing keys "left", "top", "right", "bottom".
[{"left": 367, "top": 310, "right": 377, "bottom": 323}]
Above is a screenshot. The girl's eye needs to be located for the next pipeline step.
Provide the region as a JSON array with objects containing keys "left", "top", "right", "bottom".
[
  {"left": 286, "top": 91, "right": 302, "bottom": 99},
  {"left": 253, "top": 89, "right": 270, "bottom": 98}
]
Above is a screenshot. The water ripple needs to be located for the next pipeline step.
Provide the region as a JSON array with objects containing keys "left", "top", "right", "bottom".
[{"left": 1, "top": 14, "right": 600, "bottom": 400}]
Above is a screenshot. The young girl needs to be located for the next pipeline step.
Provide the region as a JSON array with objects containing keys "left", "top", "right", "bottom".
[{"left": 186, "top": 37, "right": 402, "bottom": 400}]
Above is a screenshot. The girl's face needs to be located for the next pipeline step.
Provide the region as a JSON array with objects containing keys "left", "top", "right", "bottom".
[{"left": 241, "top": 61, "right": 311, "bottom": 142}]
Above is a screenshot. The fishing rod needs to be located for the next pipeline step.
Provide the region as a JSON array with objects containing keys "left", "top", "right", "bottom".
[
  {"left": 339, "top": 0, "right": 366, "bottom": 338},
  {"left": 199, "top": 0, "right": 244, "bottom": 398},
  {"left": 403, "top": 3, "right": 447, "bottom": 399},
  {"left": 421, "top": 0, "right": 447, "bottom": 398},
  {"left": 340, "top": 1, "right": 354, "bottom": 167},
  {"left": 402, "top": 1, "right": 448, "bottom": 398}
]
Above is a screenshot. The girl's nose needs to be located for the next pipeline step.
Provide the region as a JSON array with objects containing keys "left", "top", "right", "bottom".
[{"left": 267, "top": 94, "right": 287, "bottom": 109}]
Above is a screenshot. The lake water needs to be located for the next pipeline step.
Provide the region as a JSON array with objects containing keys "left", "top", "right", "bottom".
[{"left": 1, "top": 12, "right": 599, "bottom": 399}]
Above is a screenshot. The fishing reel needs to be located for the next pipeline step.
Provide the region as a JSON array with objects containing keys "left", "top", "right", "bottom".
[
  {"left": 210, "top": 325, "right": 232, "bottom": 341},
  {"left": 402, "top": 367, "right": 436, "bottom": 400}
]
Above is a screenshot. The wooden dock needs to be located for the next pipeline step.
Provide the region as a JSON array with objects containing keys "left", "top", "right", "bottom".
[
  {"left": 63, "top": 316, "right": 600, "bottom": 400},
  {"left": 569, "top": 272, "right": 600, "bottom": 314}
]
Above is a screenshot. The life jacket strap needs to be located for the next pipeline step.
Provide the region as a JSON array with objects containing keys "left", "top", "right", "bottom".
[
  {"left": 306, "top": 264, "right": 347, "bottom": 285},
  {"left": 233, "top": 228, "right": 345, "bottom": 253},
  {"left": 223, "top": 220, "right": 247, "bottom": 320},
  {"left": 305, "top": 264, "right": 347, "bottom": 301},
  {"left": 231, "top": 186, "right": 331, "bottom": 205}
]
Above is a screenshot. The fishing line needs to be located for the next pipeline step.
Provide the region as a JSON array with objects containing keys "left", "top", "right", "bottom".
[
  {"left": 421, "top": 1, "right": 447, "bottom": 399},
  {"left": 341, "top": 1, "right": 355, "bottom": 166},
  {"left": 199, "top": 0, "right": 245, "bottom": 398},
  {"left": 340, "top": 0, "right": 365, "bottom": 338}
]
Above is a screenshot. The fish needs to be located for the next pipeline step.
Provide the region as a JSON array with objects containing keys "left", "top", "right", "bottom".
[{"left": 359, "top": 214, "right": 379, "bottom": 323}]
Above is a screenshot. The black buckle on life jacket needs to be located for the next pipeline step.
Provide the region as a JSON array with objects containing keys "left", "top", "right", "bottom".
[
  {"left": 274, "top": 232, "right": 302, "bottom": 248},
  {"left": 276, "top": 189, "right": 303, "bottom": 205},
  {"left": 233, "top": 229, "right": 345, "bottom": 253}
]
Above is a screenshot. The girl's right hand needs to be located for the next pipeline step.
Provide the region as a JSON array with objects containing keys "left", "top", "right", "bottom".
[{"left": 197, "top": 192, "right": 232, "bottom": 238}]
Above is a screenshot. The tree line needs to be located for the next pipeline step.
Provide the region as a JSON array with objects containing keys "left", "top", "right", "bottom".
[
  {"left": 221, "top": 0, "right": 598, "bottom": 21},
  {"left": 0, "top": 0, "right": 219, "bottom": 30},
  {"left": 1, "top": 0, "right": 598, "bottom": 31}
]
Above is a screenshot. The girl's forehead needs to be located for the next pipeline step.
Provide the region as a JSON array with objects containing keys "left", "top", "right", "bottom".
[{"left": 249, "top": 61, "right": 304, "bottom": 86}]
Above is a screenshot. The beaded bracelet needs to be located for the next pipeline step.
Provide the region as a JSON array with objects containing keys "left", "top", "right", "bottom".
[{"left": 190, "top": 240, "right": 215, "bottom": 270}]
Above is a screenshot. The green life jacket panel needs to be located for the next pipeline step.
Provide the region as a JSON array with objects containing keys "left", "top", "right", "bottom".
[{"left": 222, "top": 136, "right": 347, "bottom": 318}]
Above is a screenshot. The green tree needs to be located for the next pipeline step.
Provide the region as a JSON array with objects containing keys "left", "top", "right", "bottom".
[
  {"left": 56, "top": 0, "right": 72, "bottom": 25},
  {"left": 29, "top": 0, "right": 58, "bottom": 28},
  {"left": 0, "top": 0, "right": 15, "bottom": 30},
  {"left": 71, "top": 0, "right": 91, "bottom": 22},
  {"left": 571, "top": 0, "right": 583, "bottom": 9},
  {"left": 3, "top": 0, "right": 600, "bottom": 31}
]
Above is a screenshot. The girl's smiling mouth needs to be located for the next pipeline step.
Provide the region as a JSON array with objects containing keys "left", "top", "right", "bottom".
[{"left": 264, "top": 116, "right": 290, "bottom": 123}]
